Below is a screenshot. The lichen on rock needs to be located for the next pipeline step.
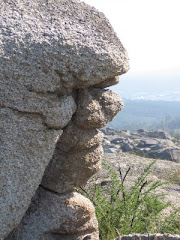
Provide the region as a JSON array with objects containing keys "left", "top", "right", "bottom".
[{"left": 0, "top": 0, "right": 129, "bottom": 239}]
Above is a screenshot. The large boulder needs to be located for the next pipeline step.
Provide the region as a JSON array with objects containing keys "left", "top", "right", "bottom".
[
  {"left": 0, "top": 108, "right": 63, "bottom": 238},
  {"left": 74, "top": 88, "right": 124, "bottom": 129},
  {"left": 0, "top": 0, "right": 129, "bottom": 239},
  {"left": 0, "top": 0, "right": 129, "bottom": 96},
  {"left": 146, "top": 130, "right": 172, "bottom": 140},
  {"left": 6, "top": 187, "right": 99, "bottom": 240},
  {"left": 41, "top": 88, "right": 122, "bottom": 193}
]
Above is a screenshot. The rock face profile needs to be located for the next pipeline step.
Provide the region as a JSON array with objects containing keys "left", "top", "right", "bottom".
[{"left": 0, "top": 0, "right": 129, "bottom": 239}]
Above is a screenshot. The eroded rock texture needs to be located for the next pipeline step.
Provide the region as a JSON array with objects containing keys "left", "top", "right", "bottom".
[{"left": 0, "top": 0, "right": 129, "bottom": 239}]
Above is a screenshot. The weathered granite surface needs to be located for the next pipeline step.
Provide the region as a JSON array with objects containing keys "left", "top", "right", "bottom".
[
  {"left": 0, "top": 0, "right": 129, "bottom": 239},
  {"left": 6, "top": 188, "right": 99, "bottom": 240}
]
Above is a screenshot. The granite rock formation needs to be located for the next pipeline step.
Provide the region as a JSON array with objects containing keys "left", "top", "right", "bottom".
[
  {"left": 102, "top": 128, "right": 180, "bottom": 162},
  {"left": 0, "top": 0, "right": 129, "bottom": 239}
]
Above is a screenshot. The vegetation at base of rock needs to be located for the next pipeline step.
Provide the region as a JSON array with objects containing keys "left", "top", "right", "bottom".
[{"left": 79, "top": 160, "right": 180, "bottom": 240}]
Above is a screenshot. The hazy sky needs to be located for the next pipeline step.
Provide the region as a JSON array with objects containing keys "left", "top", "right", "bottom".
[{"left": 82, "top": 0, "right": 180, "bottom": 76}]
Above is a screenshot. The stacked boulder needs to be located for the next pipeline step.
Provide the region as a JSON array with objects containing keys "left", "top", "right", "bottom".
[{"left": 0, "top": 0, "right": 129, "bottom": 239}]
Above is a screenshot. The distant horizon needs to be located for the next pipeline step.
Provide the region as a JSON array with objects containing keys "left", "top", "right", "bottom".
[{"left": 110, "top": 73, "right": 180, "bottom": 101}]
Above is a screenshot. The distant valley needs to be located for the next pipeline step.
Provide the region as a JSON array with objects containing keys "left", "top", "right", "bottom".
[
  {"left": 107, "top": 73, "right": 180, "bottom": 133},
  {"left": 107, "top": 99, "right": 180, "bottom": 134}
]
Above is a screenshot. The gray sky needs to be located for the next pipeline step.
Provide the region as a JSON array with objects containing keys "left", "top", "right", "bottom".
[{"left": 82, "top": 0, "right": 180, "bottom": 76}]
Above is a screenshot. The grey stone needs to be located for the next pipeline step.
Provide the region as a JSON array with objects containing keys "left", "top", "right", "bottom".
[
  {"left": 141, "top": 147, "right": 152, "bottom": 153},
  {"left": 0, "top": 0, "right": 129, "bottom": 96},
  {"left": 104, "top": 148, "right": 119, "bottom": 153},
  {"left": 103, "top": 129, "right": 179, "bottom": 162},
  {"left": 150, "top": 144, "right": 163, "bottom": 150},
  {"left": 41, "top": 87, "right": 124, "bottom": 193},
  {"left": 41, "top": 144, "right": 103, "bottom": 193},
  {"left": 74, "top": 88, "right": 124, "bottom": 129},
  {"left": 102, "top": 138, "right": 111, "bottom": 146},
  {"left": 120, "top": 130, "right": 130, "bottom": 134},
  {"left": 147, "top": 148, "right": 173, "bottom": 161},
  {"left": 101, "top": 127, "right": 115, "bottom": 135},
  {"left": 137, "top": 139, "right": 160, "bottom": 147},
  {"left": 0, "top": 0, "right": 129, "bottom": 238},
  {"left": 55, "top": 122, "right": 104, "bottom": 153},
  {"left": 170, "top": 149, "right": 180, "bottom": 163},
  {"left": 0, "top": 108, "right": 63, "bottom": 238},
  {"left": 121, "top": 142, "right": 135, "bottom": 152},
  {"left": 137, "top": 129, "right": 147, "bottom": 133},
  {"left": 6, "top": 187, "right": 99, "bottom": 240},
  {"left": 111, "top": 137, "right": 124, "bottom": 144},
  {"left": 93, "top": 76, "right": 120, "bottom": 88},
  {"left": 147, "top": 130, "right": 172, "bottom": 140}
]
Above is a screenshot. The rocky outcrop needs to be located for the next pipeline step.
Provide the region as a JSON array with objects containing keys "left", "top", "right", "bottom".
[
  {"left": 102, "top": 128, "right": 180, "bottom": 162},
  {"left": 7, "top": 188, "right": 99, "bottom": 240},
  {"left": 41, "top": 88, "right": 123, "bottom": 194},
  {"left": 0, "top": 0, "right": 129, "bottom": 239}
]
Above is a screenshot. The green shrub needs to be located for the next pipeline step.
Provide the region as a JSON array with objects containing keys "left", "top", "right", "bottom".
[{"left": 79, "top": 160, "right": 180, "bottom": 240}]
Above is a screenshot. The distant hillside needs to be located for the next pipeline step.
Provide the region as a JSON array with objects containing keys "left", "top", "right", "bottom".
[{"left": 107, "top": 99, "right": 180, "bottom": 132}]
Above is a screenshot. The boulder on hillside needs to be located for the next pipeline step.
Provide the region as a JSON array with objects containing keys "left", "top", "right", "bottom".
[
  {"left": 146, "top": 130, "right": 172, "bottom": 140},
  {"left": 102, "top": 129, "right": 180, "bottom": 162}
]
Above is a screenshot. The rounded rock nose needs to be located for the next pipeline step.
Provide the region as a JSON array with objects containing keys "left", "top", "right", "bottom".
[
  {"left": 0, "top": 0, "right": 129, "bottom": 92},
  {"left": 74, "top": 88, "right": 124, "bottom": 130},
  {"left": 94, "top": 76, "right": 121, "bottom": 88}
]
